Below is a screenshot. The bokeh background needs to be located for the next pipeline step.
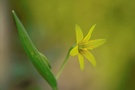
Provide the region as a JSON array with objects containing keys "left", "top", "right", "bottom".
[{"left": 0, "top": 0, "right": 135, "bottom": 90}]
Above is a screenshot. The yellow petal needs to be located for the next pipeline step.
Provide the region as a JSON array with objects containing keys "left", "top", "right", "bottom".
[
  {"left": 85, "top": 39, "right": 106, "bottom": 50},
  {"left": 82, "top": 50, "right": 96, "bottom": 67},
  {"left": 70, "top": 46, "right": 78, "bottom": 56},
  {"left": 76, "top": 24, "right": 83, "bottom": 44},
  {"left": 83, "top": 24, "right": 96, "bottom": 43},
  {"left": 78, "top": 53, "right": 84, "bottom": 71}
]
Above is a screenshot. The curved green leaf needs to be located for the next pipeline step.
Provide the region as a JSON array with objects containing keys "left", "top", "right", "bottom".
[{"left": 12, "top": 10, "right": 57, "bottom": 90}]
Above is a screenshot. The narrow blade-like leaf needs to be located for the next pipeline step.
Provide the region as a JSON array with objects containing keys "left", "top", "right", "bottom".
[{"left": 12, "top": 10, "right": 57, "bottom": 90}]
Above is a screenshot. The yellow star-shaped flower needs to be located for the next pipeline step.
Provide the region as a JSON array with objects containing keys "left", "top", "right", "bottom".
[{"left": 70, "top": 24, "right": 106, "bottom": 71}]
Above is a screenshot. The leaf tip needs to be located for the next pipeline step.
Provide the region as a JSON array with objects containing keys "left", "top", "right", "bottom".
[{"left": 12, "top": 10, "right": 15, "bottom": 14}]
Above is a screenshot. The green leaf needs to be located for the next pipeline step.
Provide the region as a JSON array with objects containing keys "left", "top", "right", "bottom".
[
  {"left": 12, "top": 10, "right": 57, "bottom": 90},
  {"left": 39, "top": 52, "right": 51, "bottom": 69}
]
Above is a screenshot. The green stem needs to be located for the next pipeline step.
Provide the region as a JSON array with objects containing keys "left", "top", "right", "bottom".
[
  {"left": 53, "top": 87, "right": 58, "bottom": 90},
  {"left": 56, "top": 46, "right": 74, "bottom": 79}
]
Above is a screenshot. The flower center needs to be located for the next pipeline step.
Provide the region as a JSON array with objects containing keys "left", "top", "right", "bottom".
[{"left": 78, "top": 45, "right": 87, "bottom": 53}]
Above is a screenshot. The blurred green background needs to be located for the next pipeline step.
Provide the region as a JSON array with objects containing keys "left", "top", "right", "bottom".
[{"left": 1, "top": 0, "right": 135, "bottom": 90}]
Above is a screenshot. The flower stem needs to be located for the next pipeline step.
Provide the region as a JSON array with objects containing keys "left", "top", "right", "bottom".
[{"left": 56, "top": 46, "right": 74, "bottom": 79}]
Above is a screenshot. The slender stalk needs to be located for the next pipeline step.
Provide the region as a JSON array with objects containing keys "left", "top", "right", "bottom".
[
  {"left": 56, "top": 46, "right": 74, "bottom": 79},
  {"left": 53, "top": 87, "right": 58, "bottom": 90}
]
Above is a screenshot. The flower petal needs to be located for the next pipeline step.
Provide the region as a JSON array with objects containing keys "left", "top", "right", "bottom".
[
  {"left": 76, "top": 24, "right": 83, "bottom": 44},
  {"left": 78, "top": 53, "right": 84, "bottom": 71},
  {"left": 85, "top": 39, "right": 106, "bottom": 50},
  {"left": 83, "top": 24, "right": 96, "bottom": 43},
  {"left": 70, "top": 46, "right": 78, "bottom": 56},
  {"left": 82, "top": 50, "right": 96, "bottom": 67}
]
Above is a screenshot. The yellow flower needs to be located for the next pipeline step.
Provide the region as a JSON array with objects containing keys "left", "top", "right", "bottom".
[{"left": 70, "top": 24, "right": 106, "bottom": 71}]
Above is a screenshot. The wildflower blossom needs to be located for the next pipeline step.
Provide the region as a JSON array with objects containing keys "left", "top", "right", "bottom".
[{"left": 70, "top": 24, "right": 106, "bottom": 71}]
